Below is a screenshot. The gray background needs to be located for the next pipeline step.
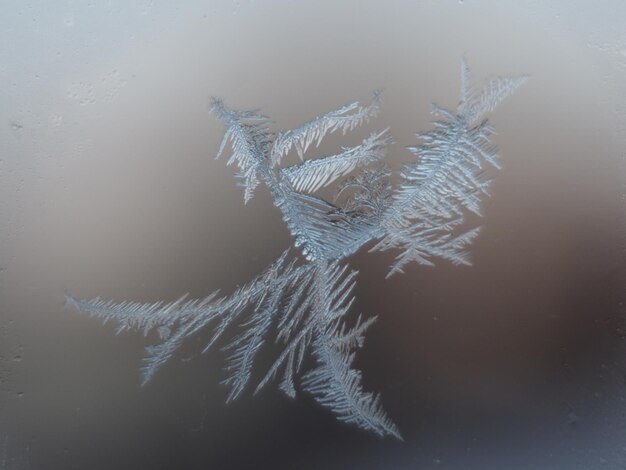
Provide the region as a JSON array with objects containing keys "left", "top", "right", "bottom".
[{"left": 1, "top": 0, "right": 626, "bottom": 468}]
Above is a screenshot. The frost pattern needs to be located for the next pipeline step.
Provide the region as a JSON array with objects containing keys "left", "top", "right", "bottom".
[
  {"left": 66, "top": 59, "right": 525, "bottom": 439},
  {"left": 372, "top": 58, "right": 528, "bottom": 276}
]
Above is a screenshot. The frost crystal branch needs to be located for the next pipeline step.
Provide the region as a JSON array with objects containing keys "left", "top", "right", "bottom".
[{"left": 67, "top": 58, "right": 526, "bottom": 439}]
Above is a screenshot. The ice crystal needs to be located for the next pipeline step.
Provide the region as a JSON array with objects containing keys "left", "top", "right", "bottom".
[{"left": 66, "top": 58, "right": 526, "bottom": 439}]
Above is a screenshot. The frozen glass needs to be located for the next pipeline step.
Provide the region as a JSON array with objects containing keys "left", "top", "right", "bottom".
[{"left": 1, "top": 1, "right": 625, "bottom": 469}]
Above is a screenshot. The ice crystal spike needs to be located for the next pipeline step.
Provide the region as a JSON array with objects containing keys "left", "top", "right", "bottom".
[
  {"left": 372, "top": 57, "right": 528, "bottom": 276},
  {"left": 271, "top": 91, "right": 382, "bottom": 165},
  {"left": 67, "top": 58, "right": 526, "bottom": 439},
  {"left": 281, "top": 129, "right": 392, "bottom": 194}
]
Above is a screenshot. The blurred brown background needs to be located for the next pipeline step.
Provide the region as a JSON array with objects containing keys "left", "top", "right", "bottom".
[{"left": 1, "top": 0, "right": 625, "bottom": 468}]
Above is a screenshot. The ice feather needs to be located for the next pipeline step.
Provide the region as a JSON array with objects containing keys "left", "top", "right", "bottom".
[
  {"left": 374, "top": 58, "right": 527, "bottom": 275},
  {"left": 271, "top": 91, "right": 381, "bottom": 164},
  {"left": 67, "top": 59, "right": 526, "bottom": 439},
  {"left": 281, "top": 130, "right": 392, "bottom": 194}
]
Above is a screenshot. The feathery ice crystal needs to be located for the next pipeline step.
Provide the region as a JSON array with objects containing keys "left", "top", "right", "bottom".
[{"left": 67, "top": 58, "right": 526, "bottom": 439}]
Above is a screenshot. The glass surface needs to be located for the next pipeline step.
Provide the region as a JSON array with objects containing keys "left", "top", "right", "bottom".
[{"left": 1, "top": 1, "right": 625, "bottom": 468}]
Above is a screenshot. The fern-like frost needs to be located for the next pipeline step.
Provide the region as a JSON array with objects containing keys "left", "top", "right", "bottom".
[
  {"left": 67, "top": 58, "right": 526, "bottom": 439},
  {"left": 373, "top": 58, "right": 527, "bottom": 275}
]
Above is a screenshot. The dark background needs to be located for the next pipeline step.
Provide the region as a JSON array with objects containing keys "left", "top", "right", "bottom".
[{"left": 1, "top": 1, "right": 626, "bottom": 468}]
